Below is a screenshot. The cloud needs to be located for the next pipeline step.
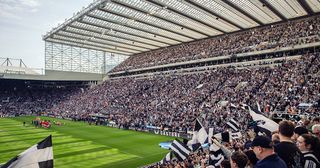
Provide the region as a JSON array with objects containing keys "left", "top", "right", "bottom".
[
  {"left": 20, "top": 0, "right": 40, "bottom": 8},
  {"left": 0, "top": 0, "right": 41, "bottom": 19}
]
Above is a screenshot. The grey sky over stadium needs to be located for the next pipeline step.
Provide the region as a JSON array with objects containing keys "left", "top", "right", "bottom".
[{"left": 0, "top": 0, "right": 92, "bottom": 70}]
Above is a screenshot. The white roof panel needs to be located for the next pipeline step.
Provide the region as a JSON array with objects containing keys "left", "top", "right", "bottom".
[{"left": 43, "top": 0, "right": 319, "bottom": 56}]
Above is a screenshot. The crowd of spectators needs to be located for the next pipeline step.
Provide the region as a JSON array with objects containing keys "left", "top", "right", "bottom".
[
  {"left": 147, "top": 120, "right": 320, "bottom": 168},
  {"left": 0, "top": 80, "right": 83, "bottom": 117},
  {"left": 111, "top": 15, "right": 320, "bottom": 72},
  {"left": 1, "top": 52, "right": 319, "bottom": 133},
  {"left": 1, "top": 15, "right": 320, "bottom": 168},
  {"left": 25, "top": 52, "right": 316, "bottom": 136}
]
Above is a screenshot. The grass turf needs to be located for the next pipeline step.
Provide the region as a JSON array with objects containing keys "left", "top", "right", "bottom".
[{"left": 0, "top": 116, "right": 174, "bottom": 168}]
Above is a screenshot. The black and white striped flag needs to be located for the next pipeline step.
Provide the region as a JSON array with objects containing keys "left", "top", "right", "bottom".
[
  {"left": 226, "top": 118, "right": 240, "bottom": 132},
  {"left": 213, "top": 132, "right": 230, "bottom": 143},
  {"left": 187, "top": 118, "right": 208, "bottom": 151},
  {"left": 159, "top": 151, "right": 173, "bottom": 164},
  {"left": 171, "top": 139, "right": 191, "bottom": 161},
  {"left": 208, "top": 142, "right": 224, "bottom": 167},
  {"left": 248, "top": 107, "right": 278, "bottom": 136},
  {"left": 1, "top": 135, "right": 53, "bottom": 168}
]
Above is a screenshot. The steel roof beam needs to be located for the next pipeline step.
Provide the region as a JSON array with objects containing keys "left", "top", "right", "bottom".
[
  {"left": 259, "top": 0, "right": 287, "bottom": 21},
  {"left": 45, "top": 39, "right": 132, "bottom": 56},
  {"left": 148, "top": 0, "right": 227, "bottom": 33},
  {"left": 42, "top": 0, "right": 105, "bottom": 40},
  {"left": 78, "top": 19, "right": 169, "bottom": 46},
  {"left": 86, "top": 13, "right": 182, "bottom": 43},
  {"left": 58, "top": 30, "right": 147, "bottom": 52},
  {"left": 184, "top": 0, "right": 243, "bottom": 30},
  {"left": 222, "top": 0, "right": 264, "bottom": 26},
  {"left": 68, "top": 24, "right": 159, "bottom": 49},
  {"left": 297, "top": 0, "right": 314, "bottom": 15},
  {"left": 97, "top": 8, "right": 196, "bottom": 40},
  {"left": 63, "top": 29, "right": 151, "bottom": 50},
  {"left": 112, "top": 1, "right": 210, "bottom": 36},
  {"left": 52, "top": 34, "right": 138, "bottom": 54}
]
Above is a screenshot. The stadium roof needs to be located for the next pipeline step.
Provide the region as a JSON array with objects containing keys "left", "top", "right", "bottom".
[{"left": 43, "top": 0, "right": 320, "bottom": 56}]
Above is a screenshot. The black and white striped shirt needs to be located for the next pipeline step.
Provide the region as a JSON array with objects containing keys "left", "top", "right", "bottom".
[{"left": 303, "top": 152, "right": 320, "bottom": 168}]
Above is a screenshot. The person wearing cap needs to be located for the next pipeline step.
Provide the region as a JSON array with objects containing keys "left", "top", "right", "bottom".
[{"left": 251, "top": 136, "right": 287, "bottom": 168}]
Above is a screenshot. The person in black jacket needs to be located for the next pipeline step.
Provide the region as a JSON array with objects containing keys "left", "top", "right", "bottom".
[{"left": 274, "top": 121, "right": 304, "bottom": 168}]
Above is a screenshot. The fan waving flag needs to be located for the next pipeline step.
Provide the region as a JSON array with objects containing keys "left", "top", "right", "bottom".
[
  {"left": 159, "top": 151, "right": 173, "bottom": 164},
  {"left": 171, "top": 139, "right": 191, "bottom": 161},
  {"left": 2, "top": 135, "right": 53, "bottom": 168},
  {"left": 187, "top": 118, "right": 208, "bottom": 151},
  {"left": 193, "top": 118, "right": 208, "bottom": 144},
  {"left": 226, "top": 118, "right": 240, "bottom": 132},
  {"left": 248, "top": 107, "right": 278, "bottom": 136},
  {"left": 208, "top": 142, "right": 224, "bottom": 167}
]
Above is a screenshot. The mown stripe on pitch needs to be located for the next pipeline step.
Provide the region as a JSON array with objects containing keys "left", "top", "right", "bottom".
[
  {"left": 53, "top": 139, "right": 88, "bottom": 146},
  {"left": 53, "top": 141, "right": 93, "bottom": 148},
  {"left": 54, "top": 143, "right": 105, "bottom": 154},
  {"left": 92, "top": 155, "right": 146, "bottom": 168},
  {"left": 0, "top": 134, "right": 62, "bottom": 144},
  {"left": 0, "top": 130, "right": 51, "bottom": 138},
  {"left": 0, "top": 137, "right": 38, "bottom": 146},
  {"left": 0, "top": 117, "right": 172, "bottom": 168},
  {"left": 54, "top": 142, "right": 96, "bottom": 150},
  {"left": 0, "top": 128, "right": 52, "bottom": 134},
  {"left": 55, "top": 149, "right": 138, "bottom": 167},
  {"left": 0, "top": 146, "right": 35, "bottom": 154},
  {"left": 53, "top": 137, "right": 85, "bottom": 143},
  {"left": 0, "top": 133, "right": 59, "bottom": 142},
  {"left": 55, "top": 146, "right": 111, "bottom": 158},
  {"left": 76, "top": 153, "right": 138, "bottom": 168}
]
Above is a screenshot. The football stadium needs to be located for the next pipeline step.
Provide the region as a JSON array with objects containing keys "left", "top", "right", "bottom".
[{"left": 1, "top": 0, "right": 320, "bottom": 168}]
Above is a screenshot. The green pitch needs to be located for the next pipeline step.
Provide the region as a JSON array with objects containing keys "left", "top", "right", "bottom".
[{"left": 0, "top": 116, "right": 173, "bottom": 168}]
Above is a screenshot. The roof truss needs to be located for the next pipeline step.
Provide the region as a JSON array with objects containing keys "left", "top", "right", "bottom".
[{"left": 43, "top": 0, "right": 318, "bottom": 56}]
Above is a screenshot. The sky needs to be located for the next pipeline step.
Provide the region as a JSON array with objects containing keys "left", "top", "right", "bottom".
[{"left": 0, "top": 0, "right": 93, "bottom": 70}]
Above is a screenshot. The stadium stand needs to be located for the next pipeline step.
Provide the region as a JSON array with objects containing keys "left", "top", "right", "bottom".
[
  {"left": 44, "top": 51, "right": 319, "bottom": 131},
  {"left": 111, "top": 15, "right": 320, "bottom": 73},
  {"left": 0, "top": 80, "right": 88, "bottom": 117},
  {"left": 1, "top": 14, "right": 320, "bottom": 168}
]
